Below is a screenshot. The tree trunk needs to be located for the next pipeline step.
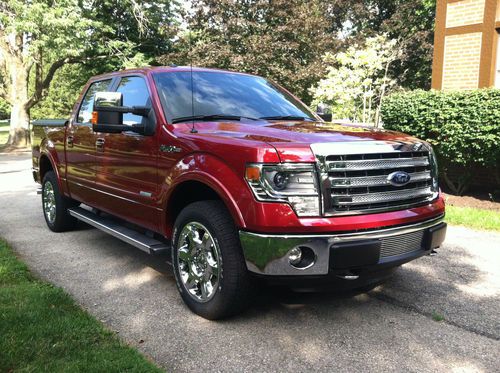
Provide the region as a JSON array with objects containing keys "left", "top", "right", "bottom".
[
  {"left": 8, "top": 102, "right": 30, "bottom": 147},
  {"left": 7, "top": 60, "right": 30, "bottom": 148}
]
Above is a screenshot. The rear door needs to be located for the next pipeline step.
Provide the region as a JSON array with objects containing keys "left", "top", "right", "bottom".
[
  {"left": 66, "top": 78, "right": 113, "bottom": 204},
  {"left": 94, "top": 75, "right": 160, "bottom": 231}
]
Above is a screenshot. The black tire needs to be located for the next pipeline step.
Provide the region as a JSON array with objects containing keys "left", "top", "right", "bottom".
[
  {"left": 42, "top": 171, "right": 79, "bottom": 232},
  {"left": 172, "top": 200, "right": 253, "bottom": 320}
]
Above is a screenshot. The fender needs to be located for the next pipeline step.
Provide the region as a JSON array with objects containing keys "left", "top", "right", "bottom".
[
  {"left": 159, "top": 153, "right": 255, "bottom": 236},
  {"left": 39, "top": 137, "right": 67, "bottom": 196}
]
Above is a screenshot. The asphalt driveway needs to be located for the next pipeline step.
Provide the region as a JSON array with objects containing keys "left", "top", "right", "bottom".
[{"left": 1, "top": 152, "right": 499, "bottom": 372}]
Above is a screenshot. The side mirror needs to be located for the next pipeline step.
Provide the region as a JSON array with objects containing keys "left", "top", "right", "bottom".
[
  {"left": 316, "top": 104, "right": 332, "bottom": 122},
  {"left": 92, "top": 92, "right": 150, "bottom": 134}
]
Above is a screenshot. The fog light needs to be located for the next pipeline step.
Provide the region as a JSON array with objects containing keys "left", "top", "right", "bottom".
[{"left": 288, "top": 247, "right": 302, "bottom": 265}]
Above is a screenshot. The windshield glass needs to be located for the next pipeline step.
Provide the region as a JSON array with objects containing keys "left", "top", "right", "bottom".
[{"left": 153, "top": 71, "right": 317, "bottom": 123}]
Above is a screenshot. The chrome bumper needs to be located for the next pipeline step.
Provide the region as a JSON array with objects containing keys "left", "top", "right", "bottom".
[{"left": 239, "top": 215, "right": 446, "bottom": 276}]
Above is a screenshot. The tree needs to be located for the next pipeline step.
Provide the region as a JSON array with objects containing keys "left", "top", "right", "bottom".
[
  {"left": 347, "top": 0, "right": 436, "bottom": 89},
  {"left": 310, "top": 35, "right": 400, "bottom": 125},
  {"left": 0, "top": 98, "right": 9, "bottom": 119},
  {"left": 0, "top": 0, "right": 179, "bottom": 147},
  {"left": 163, "top": 0, "right": 354, "bottom": 104}
]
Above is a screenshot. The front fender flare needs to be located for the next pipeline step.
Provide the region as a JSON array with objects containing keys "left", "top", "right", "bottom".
[{"left": 160, "top": 153, "right": 255, "bottom": 235}]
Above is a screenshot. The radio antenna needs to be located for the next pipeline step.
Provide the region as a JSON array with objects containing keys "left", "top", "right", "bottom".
[{"left": 189, "top": 30, "right": 197, "bottom": 134}]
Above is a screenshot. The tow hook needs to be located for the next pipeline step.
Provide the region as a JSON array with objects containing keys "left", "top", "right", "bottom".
[{"left": 429, "top": 249, "right": 438, "bottom": 256}]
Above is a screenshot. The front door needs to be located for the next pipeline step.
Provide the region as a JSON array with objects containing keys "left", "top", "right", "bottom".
[
  {"left": 66, "top": 79, "right": 113, "bottom": 205},
  {"left": 94, "top": 75, "right": 160, "bottom": 232}
]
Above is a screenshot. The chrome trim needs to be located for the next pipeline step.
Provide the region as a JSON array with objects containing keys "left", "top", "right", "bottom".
[
  {"left": 331, "top": 187, "right": 434, "bottom": 206},
  {"left": 329, "top": 171, "right": 431, "bottom": 188},
  {"left": 43, "top": 181, "right": 56, "bottom": 224},
  {"left": 176, "top": 221, "right": 221, "bottom": 303},
  {"left": 311, "top": 140, "right": 439, "bottom": 216},
  {"left": 326, "top": 157, "right": 429, "bottom": 171},
  {"left": 239, "top": 215, "right": 444, "bottom": 276}
]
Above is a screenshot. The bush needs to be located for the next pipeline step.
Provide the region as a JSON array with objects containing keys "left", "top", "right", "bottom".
[
  {"left": 381, "top": 89, "right": 500, "bottom": 195},
  {"left": 0, "top": 99, "right": 10, "bottom": 120}
]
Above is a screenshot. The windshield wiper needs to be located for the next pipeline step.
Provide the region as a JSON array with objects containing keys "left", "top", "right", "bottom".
[
  {"left": 259, "top": 115, "right": 313, "bottom": 121},
  {"left": 172, "top": 114, "right": 258, "bottom": 124}
]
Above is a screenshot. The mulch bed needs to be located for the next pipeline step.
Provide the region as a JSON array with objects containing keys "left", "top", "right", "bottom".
[{"left": 444, "top": 192, "right": 500, "bottom": 212}]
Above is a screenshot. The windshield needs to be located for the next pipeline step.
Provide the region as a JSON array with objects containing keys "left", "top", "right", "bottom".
[{"left": 153, "top": 71, "right": 317, "bottom": 123}]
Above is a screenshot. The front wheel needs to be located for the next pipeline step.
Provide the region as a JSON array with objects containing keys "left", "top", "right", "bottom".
[
  {"left": 42, "top": 171, "right": 79, "bottom": 232},
  {"left": 172, "top": 201, "right": 253, "bottom": 319}
]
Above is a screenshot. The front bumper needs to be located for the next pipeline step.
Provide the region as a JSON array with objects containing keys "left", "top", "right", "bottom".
[{"left": 239, "top": 215, "right": 446, "bottom": 276}]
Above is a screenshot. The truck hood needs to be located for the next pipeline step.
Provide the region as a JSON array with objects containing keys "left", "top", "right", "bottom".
[{"left": 174, "top": 120, "right": 422, "bottom": 162}]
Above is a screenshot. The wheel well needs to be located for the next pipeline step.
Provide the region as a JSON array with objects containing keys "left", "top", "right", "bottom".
[
  {"left": 39, "top": 155, "right": 53, "bottom": 181},
  {"left": 166, "top": 181, "right": 222, "bottom": 227}
]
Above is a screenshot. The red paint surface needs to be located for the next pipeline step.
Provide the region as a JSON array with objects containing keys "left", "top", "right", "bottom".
[{"left": 35, "top": 67, "right": 445, "bottom": 239}]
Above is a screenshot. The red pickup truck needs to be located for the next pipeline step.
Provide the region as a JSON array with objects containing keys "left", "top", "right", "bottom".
[{"left": 31, "top": 66, "right": 446, "bottom": 319}]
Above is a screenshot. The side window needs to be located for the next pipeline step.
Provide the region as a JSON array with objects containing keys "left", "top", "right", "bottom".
[
  {"left": 116, "top": 76, "right": 150, "bottom": 125},
  {"left": 77, "top": 79, "right": 112, "bottom": 123}
]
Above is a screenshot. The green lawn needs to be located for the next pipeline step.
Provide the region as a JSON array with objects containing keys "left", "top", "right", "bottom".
[
  {"left": 0, "top": 131, "right": 8, "bottom": 145},
  {"left": 0, "top": 240, "right": 163, "bottom": 373},
  {"left": 446, "top": 205, "right": 500, "bottom": 232}
]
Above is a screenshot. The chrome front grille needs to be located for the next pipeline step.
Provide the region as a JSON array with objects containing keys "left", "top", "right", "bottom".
[
  {"left": 327, "top": 156, "right": 430, "bottom": 171},
  {"left": 311, "top": 142, "right": 438, "bottom": 216},
  {"left": 380, "top": 230, "right": 425, "bottom": 257}
]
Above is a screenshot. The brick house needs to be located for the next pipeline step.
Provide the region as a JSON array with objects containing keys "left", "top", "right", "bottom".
[{"left": 431, "top": 0, "right": 500, "bottom": 90}]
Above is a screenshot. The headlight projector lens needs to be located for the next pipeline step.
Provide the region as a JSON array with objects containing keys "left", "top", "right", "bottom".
[{"left": 273, "top": 172, "right": 288, "bottom": 190}]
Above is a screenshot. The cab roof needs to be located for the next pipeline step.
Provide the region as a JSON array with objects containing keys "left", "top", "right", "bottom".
[{"left": 91, "top": 66, "right": 253, "bottom": 81}]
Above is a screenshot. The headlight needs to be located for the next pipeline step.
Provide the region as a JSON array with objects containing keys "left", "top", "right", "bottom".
[
  {"left": 245, "top": 163, "right": 320, "bottom": 216},
  {"left": 425, "top": 143, "right": 439, "bottom": 194}
]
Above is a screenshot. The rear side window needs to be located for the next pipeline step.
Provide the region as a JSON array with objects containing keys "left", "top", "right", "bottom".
[
  {"left": 77, "top": 79, "right": 112, "bottom": 123},
  {"left": 116, "top": 76, "right": 151, "bottom": 125}
]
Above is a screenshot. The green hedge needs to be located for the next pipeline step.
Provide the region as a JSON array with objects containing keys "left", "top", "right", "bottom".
[
  {"left": 381, "top": 89, "right": 500, "bottom": 194},
  {"left": 0, "top": 99, "right": 9, "bottom": 120}
]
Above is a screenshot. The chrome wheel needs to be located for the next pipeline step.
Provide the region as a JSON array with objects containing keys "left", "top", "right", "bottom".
[
  {"left": 177, "top": 222, "right": 221, "bottom": 303},
  {"left": 43, "top": 181, "right": 56, "bottom": 224}
]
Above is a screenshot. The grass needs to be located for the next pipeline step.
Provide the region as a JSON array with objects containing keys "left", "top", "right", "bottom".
[
  {"left": 0, "top": 120, "right": 9, "bottom": 145},
  {"left": 446, "top": 205, "right": 500, "bottom": 232},
  {"left": 0, "top": 239, "right": 163, "bottom": 373},
  {"left": 0, "top": 131, "right": 8, "bottom": 145},
  {"left": 431, "top": 311, "right": 445, "bottom": 322}
]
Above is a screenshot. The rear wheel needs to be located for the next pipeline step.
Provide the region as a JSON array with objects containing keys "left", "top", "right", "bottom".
[
  {"left": 42, "top": 171, "right": 79, "bottom": 232},
  {"left": 172, "top": 201, "right": 253, "bottom": 319}
]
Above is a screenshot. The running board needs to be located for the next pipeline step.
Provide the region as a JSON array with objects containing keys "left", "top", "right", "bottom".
[{"left": 68, "top": 207, "right": 170, "bottom": 255}]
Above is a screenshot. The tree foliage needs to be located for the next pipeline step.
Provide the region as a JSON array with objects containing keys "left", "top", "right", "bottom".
[
  {"left": 162, "top": 0, "right": 351, "bottom": 104},
  {"left": 0, "top": 98, "right": 9, "bottom": 119},
  {"left": 310, "top": 35, "right": 400, "bottom": 124},
  {"left": 1, "top": 0, "right": 439, "bottom": 134},
  {"left": 0, "top": 0, "right": 179, "bottom": 146},
  {"left": 347, "top": 0, "right": 436, "bottom": 90},
  {"left": 164, "top": 0, "right": 436, "bottom": 107}
]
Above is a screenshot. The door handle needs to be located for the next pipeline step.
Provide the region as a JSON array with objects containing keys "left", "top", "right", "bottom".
[
  {"left": 96, "top": 138, "right": 105, "bottom": 150},
  {"left": 67, "top": 135, "right": 74, "bottom": 147}
]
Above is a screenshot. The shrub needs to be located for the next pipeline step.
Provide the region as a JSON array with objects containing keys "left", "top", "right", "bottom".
[
  {"left": 0, "top": 99, "right": 10, "bottom": 120},
  {"left": 381, "top": 89, "right": 500, "bottom": 195}
]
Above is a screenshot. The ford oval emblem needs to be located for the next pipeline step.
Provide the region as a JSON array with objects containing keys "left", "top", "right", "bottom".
[{"left": 387, "top": 171, "right": 411, "bottom": 186}]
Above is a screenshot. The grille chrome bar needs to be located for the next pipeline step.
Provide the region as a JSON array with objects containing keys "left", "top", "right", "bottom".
[
  {"left": 332, "top": 187, "right": 434, "bottom": 206},
  {"left": 329, "top": 171, "right": 431, "bottom": 188},
  {"left": 327, "top": 157, "right": 429, "bottom": 171}
]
